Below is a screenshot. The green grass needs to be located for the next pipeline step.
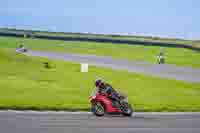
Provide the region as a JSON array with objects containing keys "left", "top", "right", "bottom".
[
  {"left": 0, "top": 36, "right": 200, "bottom": 68},
  {"left": 0, "top": 48, "right": 200, "bottom": 111}
]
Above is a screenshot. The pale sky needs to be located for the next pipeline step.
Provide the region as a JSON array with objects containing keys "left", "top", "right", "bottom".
[{"left": 0, "top": 0, "right": 200, "bottom": 39}]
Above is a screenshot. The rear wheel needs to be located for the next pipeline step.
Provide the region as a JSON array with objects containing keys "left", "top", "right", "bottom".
[{"left": 92, "top": 102, "right": 105, "bottom": 117}]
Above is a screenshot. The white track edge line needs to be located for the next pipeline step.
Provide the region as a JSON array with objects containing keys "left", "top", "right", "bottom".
[{"left": 0, "top": 110, "right": 200, "bottom": 115}]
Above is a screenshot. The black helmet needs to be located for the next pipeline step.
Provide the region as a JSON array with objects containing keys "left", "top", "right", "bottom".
[{"left": 95, "top": 79, "right": 102, "bottom": 87}]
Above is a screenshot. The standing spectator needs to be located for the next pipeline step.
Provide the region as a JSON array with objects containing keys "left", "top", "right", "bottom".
[{"left": 157, "top": 47, "right": 165, "bottom": 64}]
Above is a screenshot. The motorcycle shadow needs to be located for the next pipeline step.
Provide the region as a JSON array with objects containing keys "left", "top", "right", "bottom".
[{"left": 93, "top": 114, "right": 158, "bottom": 120}]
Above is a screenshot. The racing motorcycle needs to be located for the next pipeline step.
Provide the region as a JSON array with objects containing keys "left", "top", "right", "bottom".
[{"left": 89, "top": 88, "right": 133, "bottom": 117}]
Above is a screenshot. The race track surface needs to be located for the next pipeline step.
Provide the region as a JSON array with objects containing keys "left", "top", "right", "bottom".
[
  {"left": 1, "top": 111, "right": 200, "bottom": 133},
  {"left": 25, "top": 50, "right": 200, "bottom": 83}
]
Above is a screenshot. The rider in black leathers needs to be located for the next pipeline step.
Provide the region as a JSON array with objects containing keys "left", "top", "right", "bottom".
[{"left": 95, "top": 79, "right": 121, "bottom": 107}]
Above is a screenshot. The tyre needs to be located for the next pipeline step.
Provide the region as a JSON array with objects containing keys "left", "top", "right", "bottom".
[
  {"left": 23, "top": 49, "right": 28, "bottom": 52},
  {"left": 92, "top": 102, "right": 105, "bottom": 117},
  {"left": 121, "top": 104, "right": 133, "bottom": 117}
]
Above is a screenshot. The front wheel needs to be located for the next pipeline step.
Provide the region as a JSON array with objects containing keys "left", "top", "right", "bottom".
[
  {"left": 121, "top": 104, "right": 133, "bottom": 117},
  {"left": 91, "top": 102, "right": 105, "bottom": 117}
]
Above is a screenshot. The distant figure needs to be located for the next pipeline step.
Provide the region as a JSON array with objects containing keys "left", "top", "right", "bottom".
[
  {"left": 159, "top": 47, "right": 164, "bottom": 56},
  {"left": 157, "top": 48, "right": 165, "bottom": 64}
]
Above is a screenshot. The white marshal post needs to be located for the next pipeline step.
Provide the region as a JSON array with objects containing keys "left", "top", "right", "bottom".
[{"left": 81, "top": 63, "right": 88, "bottom": 72}]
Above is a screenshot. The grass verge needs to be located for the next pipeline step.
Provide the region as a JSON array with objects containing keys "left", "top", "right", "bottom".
[
  {"left": 0, "top": 48, "right": 200, "bottom": 112},
  {"left": 0, "top": 36, "right": 200, "bottom": 68}
]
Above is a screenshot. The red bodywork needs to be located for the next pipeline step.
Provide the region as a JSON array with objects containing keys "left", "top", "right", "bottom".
[{"left": 89, "top": 93, "right": 122, "bottom": 113}]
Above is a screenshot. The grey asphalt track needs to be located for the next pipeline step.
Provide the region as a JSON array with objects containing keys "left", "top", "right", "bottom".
[
  {"left": 25, "top": 50, "right": 200, "bottom": 83},
  {"left": 0, "top": 111, "right": 200, "bottom": 133}
]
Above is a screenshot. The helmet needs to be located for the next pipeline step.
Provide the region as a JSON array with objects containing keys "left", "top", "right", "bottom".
[{"left": 95, "top": 79, "right": 102, "bottom": 87}]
